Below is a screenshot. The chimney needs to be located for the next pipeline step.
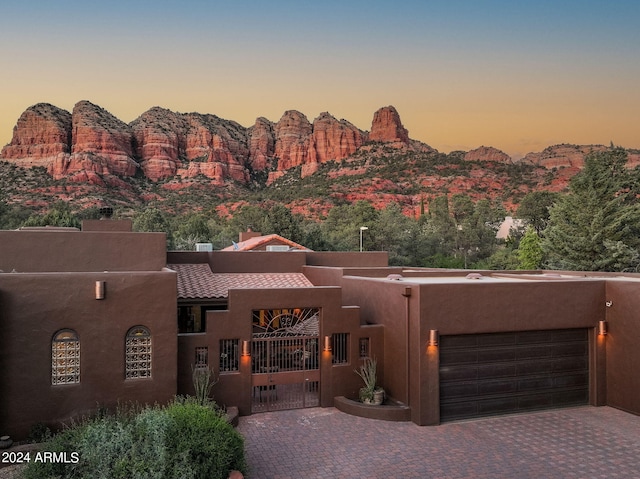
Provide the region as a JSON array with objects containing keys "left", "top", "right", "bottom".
[{"left": 239, "top": 226, "right": 261, "bottom": 242}]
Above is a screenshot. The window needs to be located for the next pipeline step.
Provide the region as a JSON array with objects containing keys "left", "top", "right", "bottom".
[
  {"left": 359, "top": 337, "right": 370, "bottom": 359},
  {"left": 332, "top": 333, "right": 350, "bottom": 365},
  {"left": 195, "top": 347, "right": 208, "bottom": 368},
  {"left": 178, "top": 306, "right": 206, "bottom": 334},
  {"left": 125, "top": 326, "right": 152, "bottom": 379},
  {"left": 52, "top": 329, "right": 80, "bottom": 385},
  {"left": 220, "top": 339, "right": 239, "bottom": 372}
]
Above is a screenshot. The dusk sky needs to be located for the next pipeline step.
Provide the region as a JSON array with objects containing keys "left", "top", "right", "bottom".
[{"left": 1, "top": 0, "right": 638, "bottom": 159}]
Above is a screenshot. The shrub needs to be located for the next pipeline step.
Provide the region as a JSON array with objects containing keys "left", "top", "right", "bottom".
[{"left": 22, "top": 398, "right": 246, "bottom": 479}]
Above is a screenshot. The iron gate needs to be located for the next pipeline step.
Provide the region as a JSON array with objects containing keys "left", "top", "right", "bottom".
[{"left": 251, "top": 308, "right": 320, "bottom": 413}]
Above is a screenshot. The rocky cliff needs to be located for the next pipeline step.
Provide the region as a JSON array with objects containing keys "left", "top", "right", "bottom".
[
  {"left": 1, "top": 102, "right": 419, "bottom": 184},
  {"left": 3, "top": 102, "right": 638, "bottom": 189}
]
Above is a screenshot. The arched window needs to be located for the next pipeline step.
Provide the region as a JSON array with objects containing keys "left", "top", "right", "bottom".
[
  {"left": 125, "top": 326, "right": 152, "bottom": 379},
  {"left": 52, "top": 329, "right": 80, "bottom": 385}
]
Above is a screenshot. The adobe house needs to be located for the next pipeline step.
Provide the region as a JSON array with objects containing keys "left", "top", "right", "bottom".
[{"left": 1, "top": 222, "right": 640, "bottom": 439}]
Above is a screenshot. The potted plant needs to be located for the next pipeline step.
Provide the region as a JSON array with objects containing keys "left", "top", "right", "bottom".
[{"left": 355, "top": 357, "right": 385, "bottom": 405}]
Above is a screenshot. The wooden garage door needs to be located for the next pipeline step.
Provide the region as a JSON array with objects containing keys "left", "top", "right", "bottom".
[{"left": 439, "top": 329, "right": 589, "bottom": 422}]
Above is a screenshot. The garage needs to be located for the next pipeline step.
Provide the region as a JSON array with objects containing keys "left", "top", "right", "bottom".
[{"left": 439, "top": 328, "right": 589, "bottom": 422}]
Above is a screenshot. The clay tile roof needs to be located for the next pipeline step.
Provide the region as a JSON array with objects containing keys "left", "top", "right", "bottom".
[
  {"left": 167, "top": 264, "right": 314, "bottom": 299},
  {"left": 221, "top": 234, "right": 310, "bottom": 251}
]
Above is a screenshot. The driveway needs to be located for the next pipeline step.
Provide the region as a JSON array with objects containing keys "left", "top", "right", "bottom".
[{"left": 237, "top": 406, "right": 640, "bottom": 479}]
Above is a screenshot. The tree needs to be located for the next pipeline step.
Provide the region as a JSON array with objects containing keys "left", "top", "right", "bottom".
[
  {"left": 23, "top": 201, "right": 80, "bottom": 228},
  {"left": 517, "top": 228, "right": 543, "bottom": 269},
  {"left": 133, "top": 207, "right": 173, "bottom": 247},
  {"left": 321, "top": 201, "right": 379, "bottom": 251},
  {"left": 517, "top": 191, "right": 559, "bottom": 234},
  {"left": 173, "top": 214, "right": 212, "bottom": 251},
  {"left": 543, "top": 148, "right": 640, "bottom": 271}
]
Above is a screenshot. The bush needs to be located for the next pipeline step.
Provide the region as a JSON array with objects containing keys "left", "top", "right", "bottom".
[{"left": 22, "top": 398, "right": 246, "bottom": 479}]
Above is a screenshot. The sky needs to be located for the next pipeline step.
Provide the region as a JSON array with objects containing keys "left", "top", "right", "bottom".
[{"left": 0, "top": 0, "right": 638, "bottom": 160}]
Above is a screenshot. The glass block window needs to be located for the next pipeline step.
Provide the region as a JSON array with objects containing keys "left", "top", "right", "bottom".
[
  {"left": 195, "top": 347, "right": 208, "bottom": 368},
  {"left": 52, "top": 329, "right": 80, "bottom": 385},
  {"left": 125, "top": 326, "right": 152, "bottom": 379},
  {"left": 332, "top": 333, "right": 350, "bottom": 365},
  {"left": 359, "top": 337, "right": 370, "bottom": 358},
  {"left": 220, "top": 339, "right": 239, "bottom": 372}
]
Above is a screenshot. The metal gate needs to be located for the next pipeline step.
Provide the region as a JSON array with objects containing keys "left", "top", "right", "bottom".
[{"left": 251, "top": 308, "right": 320, "bottom": 413}]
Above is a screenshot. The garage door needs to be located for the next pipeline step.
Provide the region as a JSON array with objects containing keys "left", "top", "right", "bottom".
[{"left": 439, "top": 329, "right": 589, "bottom": 422}]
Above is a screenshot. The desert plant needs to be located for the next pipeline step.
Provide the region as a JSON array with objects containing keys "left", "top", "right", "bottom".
[
  {"left": 192, "top": 365, "right": 218, "bottom": 406},
  {"left": 355, "top": 357, "right": 383, "bottom": 403}
]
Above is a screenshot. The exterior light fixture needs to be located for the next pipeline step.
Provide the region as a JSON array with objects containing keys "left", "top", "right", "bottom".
[
  {"left": 598, "top": 320, "right": 608, "bottom": 336},
  {"left": 95, "top": 281, "right": 105, "bottom": 300},
  {"left": 242, "top": 340, "right": 251, "bottom": 356},
  {"left": 324, "top": 335, "right": 332, "bottom": 352},
  {"left": 359, "top": 226, "right": 368, "bottom": 252},
  {"left": 428, "top": 329, "right": 439, "bottom": 347}
]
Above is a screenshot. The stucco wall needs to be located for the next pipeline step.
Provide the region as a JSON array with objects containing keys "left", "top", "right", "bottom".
[
  {"left": 0, "top": 270, "right": 177, "bottom": 439},
  {"left": 176, "top": 286, "right": 382, "bottom": 416},
  {"left": 604, "top": 280, "right": 640, "bottom": 416},
  {"left": 0, "top": 230, "right": 167, "bottom": 273}
]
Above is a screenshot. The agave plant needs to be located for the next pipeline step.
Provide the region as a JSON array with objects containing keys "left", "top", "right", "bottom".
[{"left": 355, "top": 357, "right": 383, "bottom": 403}]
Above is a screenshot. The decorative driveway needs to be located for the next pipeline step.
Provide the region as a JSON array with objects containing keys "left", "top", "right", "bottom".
[{"left": 237, "top": 406, "right": 640, "bottom": 479}]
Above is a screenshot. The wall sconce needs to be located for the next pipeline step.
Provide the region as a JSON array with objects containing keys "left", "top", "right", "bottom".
[
  {"left": 324, "top": 335, "right": 332, "bottom": 352},
  {"left": 428, "top": 329, "right": 439, "bottom": 347},
  {"left": 95, "top": 281, "right": 105, "bottom": 300},
  {"left": 242, "top": 340, "right": 251, "bottom": 356},
  {"left": 598, "top": 320, "right": 608, "bottom": 336}
]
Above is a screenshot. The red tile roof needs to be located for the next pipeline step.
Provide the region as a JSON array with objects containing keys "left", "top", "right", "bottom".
[
  {"left": 221, "top": 234, "right": 310, "bottom": 251},
  {"left": 167, "top": 264, "right": 314, "bottom": 299}
]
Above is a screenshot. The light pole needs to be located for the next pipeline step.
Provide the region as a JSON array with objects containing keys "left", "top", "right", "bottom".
[{"left": 359, "top": 226, "right": 368, "bottom": 252}]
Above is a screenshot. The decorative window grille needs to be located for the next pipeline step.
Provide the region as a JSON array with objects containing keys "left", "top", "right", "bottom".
[
  {"left": 52, "top": 329, "right": 80, "bottom": 385},
  {"left": 332, "top": 333, "right": 350, "bottom": 365},
  {"left": 220, "top": 339, "right": 239, "bottom": 372},
  {"left": 125, "top": 326, "right": 152, "bottom": 379},
  {"left": 359, "top": 337, "right": 370, "bottom": 358},
  {"left": 195, "top": 347, "right": 208, "bottom": 368}
]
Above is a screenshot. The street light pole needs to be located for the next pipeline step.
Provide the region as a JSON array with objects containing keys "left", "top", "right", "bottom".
[{"left": 359, "top": 226, "right": 368, "bottom": 252}]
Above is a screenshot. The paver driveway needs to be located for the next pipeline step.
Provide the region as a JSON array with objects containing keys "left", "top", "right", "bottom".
[{"left": 237, "top": 406, "right": 640, "bottom": 479}]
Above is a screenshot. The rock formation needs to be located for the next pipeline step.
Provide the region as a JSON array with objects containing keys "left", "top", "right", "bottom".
[
  {"left": 464, "top": 146, "right": 512, "bottom": 163},
  {"left": 67, "top": 101, "right": 138, "bottom": 177},
  {"left": 273, "top": 110, "right": 313, "bottom": 171},
  {"left": 131, "top": 107, "right": 186, "bottom": 180},
  {"left": 247, "top": 117, "right": 275, "bottom": 171},
  {"left": 520, "top": 144, "right": 608, "bottom": 169},
  {"left": 1, "top": 103, "right": 72, "bottom": 168},
  {"left": 369, "top": 106, "right": 409, "bottom": 144},
  {"left": 0, "top": 101, "right": 428, "bottom": 184}
]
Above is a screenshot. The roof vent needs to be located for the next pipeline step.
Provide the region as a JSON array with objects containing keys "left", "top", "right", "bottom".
[
  {"left": 465, "top": 273, "right": 483, "bottom": 280},
  {"left": 266, "top": 245, "right": 290, "bottom": 252},
  {"left": 195, "top": 243, "right": 213, "bottom": 252}
]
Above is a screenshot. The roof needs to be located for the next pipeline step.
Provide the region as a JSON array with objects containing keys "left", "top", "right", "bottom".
[
  {"left": 221, "top": 234, "right": 310, "bottom": 252},
  {"left": 167, "top": 263, "right": 314, "bottom": 299}
]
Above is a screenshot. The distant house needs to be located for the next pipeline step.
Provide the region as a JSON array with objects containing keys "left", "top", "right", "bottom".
[
  {"left": 222, "top": 228, "right": 311, "bottom": 252},
  {"left": 496, "top": 216, "right": 525, "bottom": 240}
]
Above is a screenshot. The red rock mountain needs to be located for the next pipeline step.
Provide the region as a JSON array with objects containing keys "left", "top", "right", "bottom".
[
  {"left": 3, "top": 102, "right": 638, "bottom": 188},
  {"left": 1, "top": 102, "right": 416, "bottom": 183}
]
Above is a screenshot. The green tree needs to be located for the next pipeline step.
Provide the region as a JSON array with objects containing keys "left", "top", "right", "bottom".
[
  {"left": 322, "top": 201, "right": 379, "bottom": 251},
  {"left": 263, "top": 204, "right": 303, "bottom": 242},
  {"left": 174, "top": 214, "right": 212, "bottom": 251},
  {"left": 517, "top": 191, "right": 559, "bottom": 234},
  {"left": 543, "top": 148, "right": 640, "bottom": 271},
  {"left": 23, "top": 201, "right": 80, "bottom": 228},
  {"left": 517, "top": 228, "right": 544, "bottom": 269},
  {"left": 133, "top": 207, "right": 173, "bottom": 247}
]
